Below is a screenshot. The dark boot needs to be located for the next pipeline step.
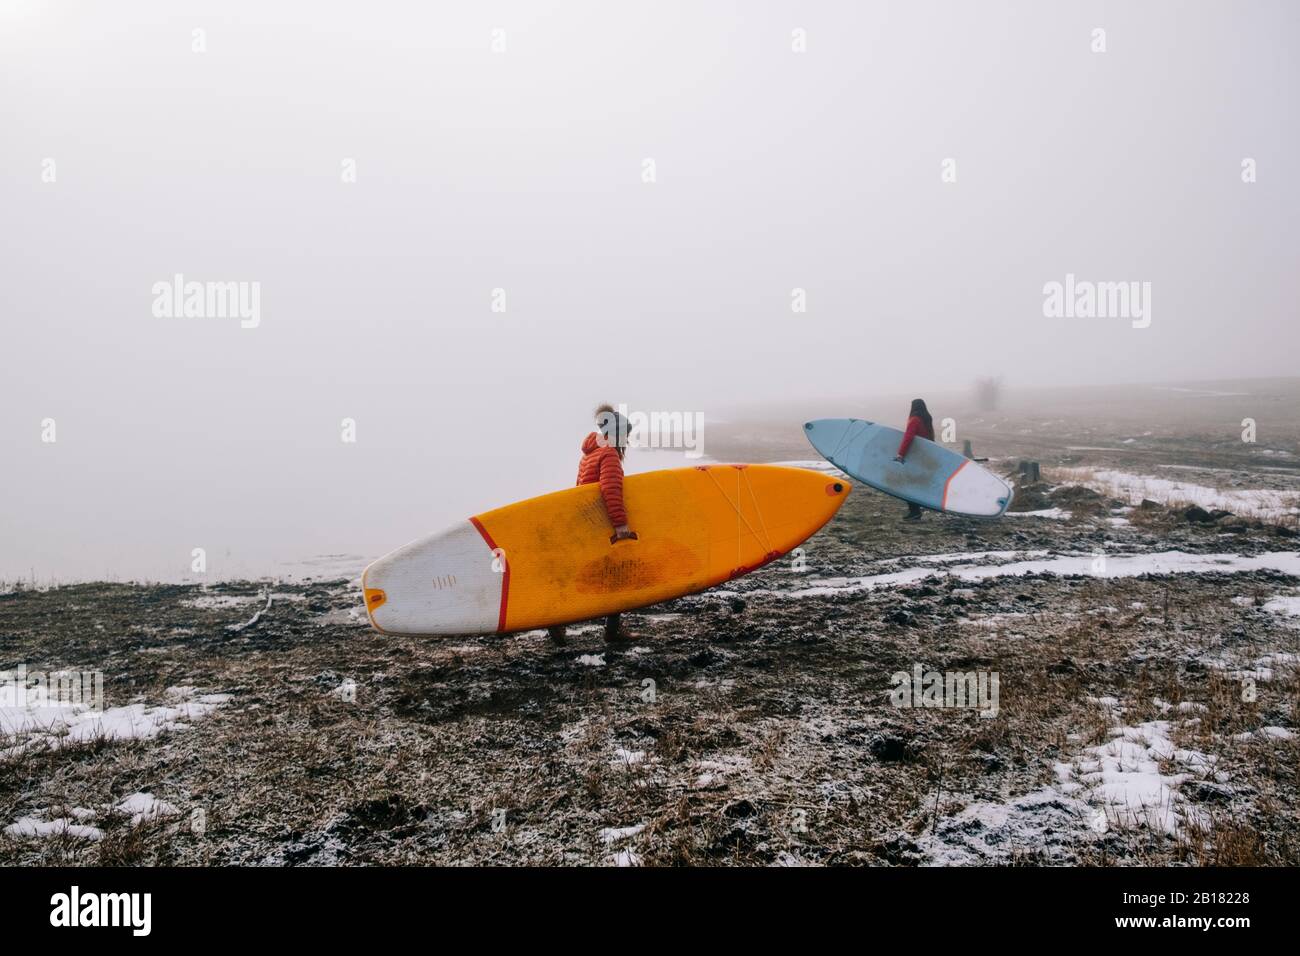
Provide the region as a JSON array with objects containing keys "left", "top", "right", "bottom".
[
  {"left": 547, "top": 625, "right": 567, "bottom": 645},
  {"left": 904, "top": 502, "right": 923, "bottom": 520},
  {"left": 604, "top": 614, "right": 625, "bottom": 642}
]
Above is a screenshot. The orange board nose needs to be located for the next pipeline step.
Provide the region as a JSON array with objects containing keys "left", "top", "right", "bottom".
[{"left": 364, "top": 588, "right": 387, "bottom": 612}]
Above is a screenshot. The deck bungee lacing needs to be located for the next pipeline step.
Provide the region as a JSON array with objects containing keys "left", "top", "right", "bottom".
[
  {"left": 702, "top": 466, "right": 775, "bottom": 558},
  {"left": 827, "top": 419, "right": 868, "bottom": 464}
]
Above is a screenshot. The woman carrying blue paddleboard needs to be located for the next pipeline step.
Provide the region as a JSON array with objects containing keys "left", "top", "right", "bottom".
[{"left": 893, "top": 399, "right": 935, "bottom": 520}]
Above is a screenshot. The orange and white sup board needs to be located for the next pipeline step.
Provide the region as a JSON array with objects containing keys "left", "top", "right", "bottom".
[{"left": 363, "top": 465, "right": 850, "bottom": 636}]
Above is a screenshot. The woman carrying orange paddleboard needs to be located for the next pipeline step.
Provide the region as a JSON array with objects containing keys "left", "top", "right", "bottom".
[{"left": 548, "top": 404, "right": 637, "bottom": 644}]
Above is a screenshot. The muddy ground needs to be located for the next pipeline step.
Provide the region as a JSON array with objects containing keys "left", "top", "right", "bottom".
[{"left": 2, "top": 391, "right": 1299, "bottom": 866}]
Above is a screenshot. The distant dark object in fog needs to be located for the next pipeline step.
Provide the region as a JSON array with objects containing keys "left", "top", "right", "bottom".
[{"left": 974, "top": 377, "right": 1003, "bottom": 411}]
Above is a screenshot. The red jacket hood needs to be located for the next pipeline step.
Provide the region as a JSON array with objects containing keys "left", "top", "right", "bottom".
[{"left": 582, "top": 431, "right": 603, "bottom": 455}]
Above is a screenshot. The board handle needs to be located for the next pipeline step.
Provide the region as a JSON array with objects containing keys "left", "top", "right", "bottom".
[{"left": 609, "top": 531, "right": 639, "bottom": 545}]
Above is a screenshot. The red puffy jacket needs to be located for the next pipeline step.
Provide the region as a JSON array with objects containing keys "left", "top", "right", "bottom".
[
  {"left": 897, "top": 415, "right": 935, "bottom": 458},
  {"left": 577, "top": 431, "right": 627, "bottom": 527}
]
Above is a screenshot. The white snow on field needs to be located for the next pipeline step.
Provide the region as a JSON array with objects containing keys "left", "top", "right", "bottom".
[
  {"left": 1231, "top": 726, "right": 1297, "bottom": 742},
  {"left": 1263, "top": 595, "right": 1300, "bottom": 620},
  {"left": 1154, "top": 699, "right": 1207, "bottom": 715},
  {"left": 960, "top": 612, "right": 1032, "bottom": 630},
  {"left": 1160, "top": 464, "right": 1233, "bottom": 474},
  {"left": 1050, "top": 467, "right": 1300, "bottom": 521},
  {"left": 576, "top": 654, "right": 606, "bottom": 667},
  {"left": 690, "top": 754, "right": 752, "bottom": 789},
  {"left": 226, "top": 593, "right": 272, "bottom": 633},
  {"left": 0, "top": 685, "right": 231, "bottom": 755},
  {"left": 115, "top": 792, "right": 180, "bottom": 826},
  {"left": 735, "top": 551, "right": 1300, "bottom": 601},
  {"left": 1205, "top": 651, "right": 1299, "bottom": 682},
  {"left": 772, "top": 850, "right": 811, "bottom": 866},
  {"left": 558, "top": 717, "right": 593, "bottom": 745},
  {"left": 1258, "top": 651, "right": 1300, "bottom": 670},
  {"left": 1008, "top": 508, "right": 1072, "bottom": 520},
  {"left": 180, "top": 593, "right": 263, "bottom": 610},
  {"left": 611, "top": 748, "right": 645, "bottom": 766},
  {"left": 599, "top": 823, "right": 646, "bottom": 844},
  {"left": 917, "top": 788, "right": 1099, "bottom": 865},
  {"left": 923, "top": 698, "right": 1245, "bottom": 862},
  {"left": 4, "top": 816, "right": 104, "bottom": 841},
  {"left": 880, "top": 549, "right": 1051, "bottom": 566},
  {"left": 327, "top": 680, "right": 357, "bottom": 702},
  {"left": 1055, "top": 720, "right": 1221, "bottom": 837},
  {"left": 6, "top": 791, "right": 189, "bottom": 840},
  {"left": 554, "top": 624, "right": 603, "bottom": 638}
]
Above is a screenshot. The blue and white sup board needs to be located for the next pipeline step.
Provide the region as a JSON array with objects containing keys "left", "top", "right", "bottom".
[{"left": 804, "top": 418, "right": 1013, "bottom": 517}]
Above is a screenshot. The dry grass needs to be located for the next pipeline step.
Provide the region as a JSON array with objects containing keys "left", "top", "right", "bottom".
[{"left": 2, "top": 475, "right": 1298, "bottom": 866}]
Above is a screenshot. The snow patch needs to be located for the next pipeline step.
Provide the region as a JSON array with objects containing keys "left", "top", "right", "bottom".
[
  {"left": 1055, "top": 720, "right": 1220, "bottom": 837},
  {"left": 754, "top": 551, "right": 1300, "bottom": 601},
  {"left": 1, "top": 685, "right": 231, "bottom": 756},
  {"left": 1052, "top": 468, "right": 1300, "bottom": 522},
  {"left": 917, "top": 788, "right": 1098, "bottom": 865},
  {"left": 690, "top": 754, "right": 751, "bottom": 789},
  {"left": 1008, "top": 508, "right": 1072, "bottom": 520},
  {"left": 599, "top": 823, "right": 646, "bottom": 844},
  {"left": 1263, "top": 595, "right": 1300, "bottom": 622},
  {"left": 180, "top": 593, "right": 262, "bottom": 610},
  {"left": 115, "top": 792, "right": 181, "bottom": 826},
  {"left": 4, "top": 816, "right": 104, "bottom": 841}
]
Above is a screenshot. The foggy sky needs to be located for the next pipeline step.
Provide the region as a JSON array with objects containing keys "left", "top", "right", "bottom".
[{"left": 2, "top": 1, "right": 1297, "bottom": 580}]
